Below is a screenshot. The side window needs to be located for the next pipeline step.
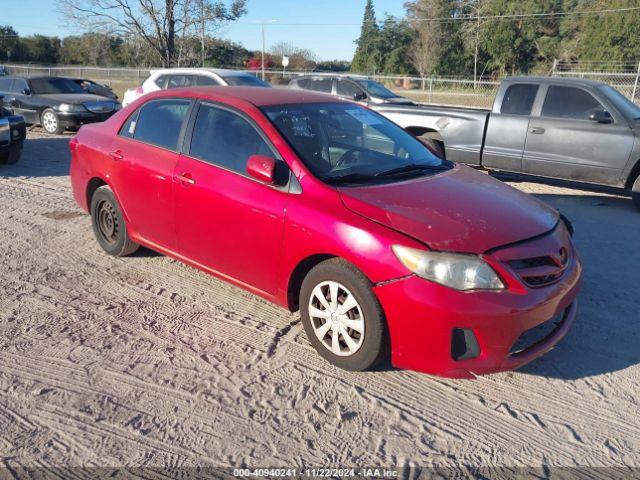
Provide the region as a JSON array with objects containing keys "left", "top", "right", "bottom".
[
  {"left": 119, "top": 109, "right": 140, "bottom": 139},
  {"left": 189, "top": 104, "right": 273, "bottom": 174},
  {"left": 501, "top": 84, "right": 538, "bottom": 115},
  {"left": 541, "top": 86, "right": 603, "bottom": 120},
  {"left": 167, "top": 75, "right": 195, "bottom": 89},
  {"left": 307, "top": 78, "right": 333, "bottom": 93},
  {"left": 194, "top": 75, "right": 220, "bottom": 86},
  {"left": 133, "top": 99, "right": 191, "bottom": 150},
  {"left": 336, "top": 80, "right": 365, "bottom": 99},
  {"left": 154, "top": 75, "right": 168, "bottom": 88},
  {"left": 0, "top": 78, "right": 13, "bottom": 92}
]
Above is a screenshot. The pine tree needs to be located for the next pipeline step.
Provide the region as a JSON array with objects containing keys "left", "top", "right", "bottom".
[{"left": 351, "top": 0, "right": 381, "bottom": 73}]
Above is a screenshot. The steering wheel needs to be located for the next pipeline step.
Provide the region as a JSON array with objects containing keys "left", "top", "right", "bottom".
[{"left": 335, "top": 147, "right": 362, "bottom": 168}]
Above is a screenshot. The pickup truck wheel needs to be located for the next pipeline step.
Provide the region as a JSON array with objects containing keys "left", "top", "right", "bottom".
[
  {"left": 632, "top": 175, "right": 640, "bottom": 211},
  {"left": 0, "top": 142, "right": 23, "bottom": 165},
  {"left": 41, "top": 109, "right": 64, "bottom": 135},
  {"left": 90, "top": 186, "right": 139, "bottom": 257},
  {"left": 417, "top": 133, "right": 446, "bottom": 160},
  {"left": 300, "top": 258, "right": 389, "bottom": 371}
]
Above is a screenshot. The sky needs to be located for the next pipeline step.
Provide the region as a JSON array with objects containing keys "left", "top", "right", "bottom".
[{"left": 1, "top": 0, "right": 407, "bottom": 61}]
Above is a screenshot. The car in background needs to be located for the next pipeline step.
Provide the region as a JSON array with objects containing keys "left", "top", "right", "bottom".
[
  {"left": 70, "top": 86, "right": 581, "bottom": 378},
  {"left": 122, "top": 68, "right": 271, "bottom": 106},
  {"left": 289, "top": 74, "right": 414, "bottom": 106},
  {"left": 0, "top": 76, "right": 121, "bottom": 134},
  {"left": 70, "top": 78, "right": 118, "bottom": 100},
  {"left": 0, "top": 96, "right": 26, "bottom": 164},
  {"left": 0, "top": 66, "right": 8, "bottom": 77}
]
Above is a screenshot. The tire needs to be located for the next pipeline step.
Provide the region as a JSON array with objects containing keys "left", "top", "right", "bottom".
[
  {"left": 0, "top": 142, "right": 22, "bottom": 165},
  {"left": 632, "top": 175, "right": 640, "bottom": 212},
  {"left": 299, "top": 258, "right": 388, "bottom": 371},
  {"left": 418, "top": 132, "right": 446, "bottom": 160},
  {"left": 90, "top": 186, "right": 139, "bottom": 257},
  {"left": 41, "top": 108, "right": 64, "bottom": 134}
]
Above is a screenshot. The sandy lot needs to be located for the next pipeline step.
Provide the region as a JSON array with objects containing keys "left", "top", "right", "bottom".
[{"left": 0, "top": 131, "right": 639, "bottom": 477}]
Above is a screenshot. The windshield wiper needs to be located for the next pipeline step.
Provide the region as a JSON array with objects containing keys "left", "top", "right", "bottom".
[
  {"left": 323, "top": 172, "right": 377, "bottom": 185},
  {"left": 375, "top": 163, "right": 450, "bottom": 177}
]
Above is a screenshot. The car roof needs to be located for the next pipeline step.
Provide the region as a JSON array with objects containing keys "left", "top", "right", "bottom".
[
  {"left": 505, "top": 75, "right": 606, "bottom": 88},
  {"left": 149, "top": 68, "right": 255, "bottom": 77},
  {"left": 146, "top": 86, "right": 345, "bottom": 107}
]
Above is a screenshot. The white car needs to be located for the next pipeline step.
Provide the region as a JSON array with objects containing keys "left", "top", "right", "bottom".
[{"left": 122, "top": 68, "right": 271, "bottom": 106}]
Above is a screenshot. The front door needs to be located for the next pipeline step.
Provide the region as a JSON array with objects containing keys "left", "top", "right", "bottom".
[
  {"left": 109, "top": 98, "right": 192, "bottom": 250},
  {"left": 174, "top": 103, "right": 289, "bottom": 295},
  {"left": 522, "top": 84, "right": 634, "bottom": 185}
]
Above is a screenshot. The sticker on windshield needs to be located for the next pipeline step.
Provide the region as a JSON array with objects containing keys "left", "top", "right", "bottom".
[
  {"left": 345, "top": 109, "right": 383, "bottom": 126},
  {"left": 128, "top": 120, "right": 137, "bottom": 135}
]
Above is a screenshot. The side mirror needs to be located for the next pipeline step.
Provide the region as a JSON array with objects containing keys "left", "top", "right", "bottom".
[
  {"left": 588, "top": 110, "right": 613, "bottom": 124},
  {"left": 247, "top": 154, "right": 276, "bottom": 184},
  {"left": 353, "top": 91, "right": 367, "bottom": 101},
  {"left": 22, "top": 88, "right": 31, "bottom": 95}
]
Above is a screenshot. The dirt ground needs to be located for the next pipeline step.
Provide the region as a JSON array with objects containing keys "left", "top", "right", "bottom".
[{"left": 0, "top": 131, "right": 639, "bottom": 477}]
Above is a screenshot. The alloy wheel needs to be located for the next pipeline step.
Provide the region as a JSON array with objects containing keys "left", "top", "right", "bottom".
[
  {"left": 308, "top": 281, "right": 365, "bottom": 357},
  {"left": 42, "top": 111, "right": 58, "bottom": 133}
]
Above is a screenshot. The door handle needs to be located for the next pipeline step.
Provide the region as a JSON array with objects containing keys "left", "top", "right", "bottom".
[
  {"left": 109, "top": 150, "right": 124, "bottom": 161},
  {"left": 176, "top": 172, "right": 196, "bottom": 186},
  {"left": 529, "top": 127, "right": 545, "bottom": 134}
]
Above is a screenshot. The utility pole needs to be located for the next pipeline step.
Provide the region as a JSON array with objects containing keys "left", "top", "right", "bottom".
[
  {"left": 200, "top": 0, "right": 206, "bottom": 67},
  {"left": 261, "top": 22, "right": 266, "bottom": 80}
]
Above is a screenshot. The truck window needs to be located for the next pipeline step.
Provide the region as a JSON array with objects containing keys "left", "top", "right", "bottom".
[
  {"left": 501, "top": 84, "right": 538, "bottom": 115},
  {"left": 337, "top": 79, "right": 364, "bottom": 99},
  {"left": 541, "top": 86, "right": 603, "bottom": 120},
  {"left": 307, "top": 78, "right": 333, "bottom": 93}
]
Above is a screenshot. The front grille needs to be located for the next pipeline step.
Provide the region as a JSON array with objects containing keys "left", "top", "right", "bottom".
[
  {"left": 84, "top": 101, "right": 116, "bottom": 114},
  {"left": 509, "top": 310, "right": 566, "bottom": 355},
  {"left": 508, "top": 256, "right": 555, "bottom": 270},
  {"left": 507, "top": 247, "right": 570, "bottom": 288}
]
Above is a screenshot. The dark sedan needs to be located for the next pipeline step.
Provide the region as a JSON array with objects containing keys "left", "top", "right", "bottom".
[
  {"left": 70, "top": 78, "right": 118, "bottom": 100},
  {"left": 0, "top": 76, "right": 121, "bottom": 134}
]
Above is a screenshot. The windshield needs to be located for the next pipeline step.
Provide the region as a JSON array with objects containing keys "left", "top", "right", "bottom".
[
  {"left": 262, "top": 103, "right": 450, "bottom": 184},
  {"left": 355, "top": 80, "right": 398, "bottom": 99},
  {"left": 599, "top": 85, "right": 640, "bottom": 120},
  {"left": 30, "top": 77, "right": 85, "bottom": 94},
  {"left": 222, "top": 75, "right": 271, "bottom": 87}
]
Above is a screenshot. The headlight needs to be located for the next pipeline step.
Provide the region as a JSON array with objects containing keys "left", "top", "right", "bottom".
[
  {"left": 392, "top": 245, "right": 504, "bottom": 291},
  {"left": 58, "top": 103, "right": 86, "bottom": 113}
]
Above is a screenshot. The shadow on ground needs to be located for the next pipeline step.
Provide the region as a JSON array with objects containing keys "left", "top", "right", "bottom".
[
  {"left": 517, "top": 191, "right": 640, "bottom": 379},
  {"left": 0, "top": 134, "right": 72, "bottom": 178}
]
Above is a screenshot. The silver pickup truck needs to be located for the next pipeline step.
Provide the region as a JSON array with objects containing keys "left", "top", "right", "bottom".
[{"left": 373, "top": 76, "right": 640, "bottom": 210}]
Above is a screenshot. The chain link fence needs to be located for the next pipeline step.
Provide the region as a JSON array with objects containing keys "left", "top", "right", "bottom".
[{"left": 4, "top": 61, "right": 640, "bottom": 107}]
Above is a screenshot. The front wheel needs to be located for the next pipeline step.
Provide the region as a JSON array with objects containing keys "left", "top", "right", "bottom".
[
  {"left": 90, "top": 186, "right": 139, "bottom": 256},
  {"left": 299, "top": 258, "right": 388, "bottom": 371},
  {"left": 41, "top": 108, "right": 64, "bottom": 134},
  {"left": 632, "top": 176, "right": 640, "bottom": 212}
]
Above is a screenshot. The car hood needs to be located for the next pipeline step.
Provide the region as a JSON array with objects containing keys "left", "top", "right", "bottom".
[
  {"left": 370, "top": 96, "right": 414, "bottom": 105},
  {"left": 39, "top": 93, "right": 114, "bottom": 104},
  {"left": 337, "top": 164, "right": 559, "bottom": 253}
]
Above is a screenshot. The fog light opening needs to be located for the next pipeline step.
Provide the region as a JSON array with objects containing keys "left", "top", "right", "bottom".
[{"left": 451, "top": 328, "right": 480, "bottom": 361}]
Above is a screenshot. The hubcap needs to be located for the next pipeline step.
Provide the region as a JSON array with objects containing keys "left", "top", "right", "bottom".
[
  {"left": 42, "top": 112, "right": 57, "bottom": 133},
  {"left": 96, "top": 200, "right": 119, "bottom": 245},
  {"left": 308, "top": 281, "right": 365, "bottom": 357}
]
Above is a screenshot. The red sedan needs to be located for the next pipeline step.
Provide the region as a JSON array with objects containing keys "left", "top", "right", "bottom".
[{"left": 69, "top": 87, "right": 582, "bottom": 378}]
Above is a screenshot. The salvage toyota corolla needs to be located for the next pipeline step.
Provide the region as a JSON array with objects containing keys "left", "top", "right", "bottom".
[{"left": 69, "top": 87, "right": 582, "bottom": 378}]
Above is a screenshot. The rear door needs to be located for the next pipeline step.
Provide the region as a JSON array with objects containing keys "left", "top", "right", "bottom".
[
  {"left": 482, "top": 82, "right": 539, "bottom": 172},
  {"left": 173, "top": 102, "right": 289, "bottom": 295},
  {"left": 109, "top": 98, "right": 192, "bottom": 250},
  {"left": 522, "top": 84, "right": 634, "bottom": 185}
]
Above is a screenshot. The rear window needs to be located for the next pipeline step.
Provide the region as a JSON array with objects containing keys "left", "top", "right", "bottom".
[
  {"left": 302, "top": 78, "right": 332, "bottom": 93},
  {"left": 501, "top": 84, "right": 539, "bottom": 115},
  {"left": 132, "top": 99, "right": 191, "bottom": 150},
  {"left": 221, "top": 75, "right": 270, "bottom": 87}
]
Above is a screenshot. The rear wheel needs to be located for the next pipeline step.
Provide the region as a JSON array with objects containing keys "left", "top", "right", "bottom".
[
  {"left": 41, "top": 108, "right": 64, "bottom": 134},
  {"left": 633, "top": 175, "right": 640, "bottom": 211},
  {"left": 299, "top": 258, "right": 388, "bottom": 371},
  {"left": 90, "top": 186, "right": 139, "bottom": 256}
]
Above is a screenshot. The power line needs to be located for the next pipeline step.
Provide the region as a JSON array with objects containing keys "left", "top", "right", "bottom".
[{"left": 233, "top": 6, "right": 640, "bottom": 26}]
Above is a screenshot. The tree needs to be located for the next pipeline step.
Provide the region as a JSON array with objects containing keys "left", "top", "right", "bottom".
[
  {"left": 378, "top": 16, "right": 415, "bottom": 74},
  {"left": 57, "top": 0, "right": 246, "bottom": 67},
  {"left": 0, "top": 25, "right": 20, "bottom": 62},
  {"left": 351, "top": 0, "right": 381, "bottom": 73},
  {"left": 270, "top": 41, "right": 318, "bottom": 70}
]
